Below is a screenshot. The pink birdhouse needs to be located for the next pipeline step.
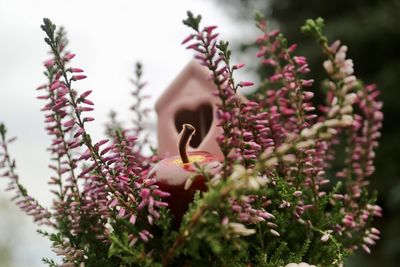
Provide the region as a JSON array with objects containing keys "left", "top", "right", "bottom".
[{"left": 155, "top": 60, "right": 223, "bottom": 158}]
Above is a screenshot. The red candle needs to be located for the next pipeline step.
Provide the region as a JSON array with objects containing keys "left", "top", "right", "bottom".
[{"left": 148, "top": 124, "right": 221, "bottom": 225}]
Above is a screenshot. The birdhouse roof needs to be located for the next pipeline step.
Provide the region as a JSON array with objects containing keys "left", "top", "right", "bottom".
[{"left": 155, "top": 60, "right": 215, "bottom": 112}]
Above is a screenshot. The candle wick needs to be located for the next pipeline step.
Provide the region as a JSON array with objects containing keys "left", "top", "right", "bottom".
[{"left": 179, "top": 124, "right": 196, "bottom": 164}]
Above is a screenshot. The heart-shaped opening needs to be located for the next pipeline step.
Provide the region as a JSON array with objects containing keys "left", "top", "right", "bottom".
[{"left": 174, "top": 103, "right": 213, "bottom": 148}]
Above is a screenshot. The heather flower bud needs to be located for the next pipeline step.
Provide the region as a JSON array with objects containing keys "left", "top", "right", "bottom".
[
  {"left": 239, "top": 81, "right": 255, "bottom": 87},
  {"left": 262, "top": 58, "right": 277, "bottom": 66},
  {"left": 324, "top": 119, "right": 340, "bottom": 127},
  {"left": 264, "top": 157, "right": 278, "bottom": 168},
  {"left": 277, "top": 143, "right": 290, "bottom": 154},
  {"left": 43, "top": 59, "right": 55, "bottom": 67},
  {"left": 295, "top": 140, "right": 315, "bottom": 149},
  {"left": 340, "top": 105, "right": 353, "bottom": 114},
  {"left": 232, "top": 63, "right": 245, "bottom": 70},
  {"left": 328, "top": 106, "right": 340, "bottom": 118},
  {"left": 83, "top": 117, "right": 95, "bottom": 122},
  {"left": 229, "top": 222, "right": 256, "bottom": 236},
  {"left": 64, "top": 53, "right": 76, "bottom": 61},
  {"left": 323, "top": 60, "right": 334, "bottom": 74},
  {"left": 270, "top": 229, "right": 280, "bottom": 237},
  {"left": 68, "top": 67, "right": 84, "bottom": 73},
  {"left": 362, "top": 244, "right": 371, "bottom": 254},
  {"left": 344, "top": 93, "right": 357, "bottom": 105},
  {"left": 340, "top": 115, "right": 354, "bottom": 126},
  {"left": 287, "top": 44, "right": 297, "bottom": 52},
  {"left": 301, "top": 128, "right": 316, "bottom": 138},
  {"left": 181, "top": 34, "right": 195, "bottom": 45},
  {"left": 293, "top": 191, "right": 303, "bottom": 197},
  {"left": 71, "top": 75, "right": 87, "bottom": 81},
  {"left": 79, "top": 90, "right": 92, "bottom": 99}
]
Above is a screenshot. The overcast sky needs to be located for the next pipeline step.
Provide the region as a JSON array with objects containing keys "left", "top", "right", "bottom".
[{"left": 0, "top": 0, "right": 258, "bottom": 266}]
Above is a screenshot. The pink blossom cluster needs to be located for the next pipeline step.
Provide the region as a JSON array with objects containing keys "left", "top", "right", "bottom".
[
  {"left": 41, "top": 52, "right": 169, "bottom": 242},
  {"left": 183, "top": 25, "right": 261, "bottom": 171},
  {"left": 183, "top": 16, "right": 383, "bottom": 255},
  {"left": 1, "top": 25, "right": 170, "bottom": 265}
]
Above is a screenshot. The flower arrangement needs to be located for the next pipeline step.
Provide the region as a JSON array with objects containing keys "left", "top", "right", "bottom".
[{"left": 0, "top": 11, "right": 383, "bottom": 267}]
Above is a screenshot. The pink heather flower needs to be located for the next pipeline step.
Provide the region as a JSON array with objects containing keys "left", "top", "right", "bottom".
[
  {"left": 81, "top": 98, "right": 94, "bottom": 105},
  {"left": 64, "top": 53, "right": 76, "bottom": 61},
  {"left": 321, "top": 232, "right": 331, "bottom": 242},
  {"left": 362, "top": 244, "right": 371, "bottom": 254},
  {"left": 262, "top": 58, "right": 278, "bottom": 66},
  {"left": 301, "top": 79, "right": 314, "bottom": 87},
  {"left": 181, "top": 34, "right": 195, "bottom": 45},
  {"left": 293, "top": 56, "right": 307, "bottom": 65},
  {"left": 256, "top": 47, "right": 267, "bottom": 58},
  {"left": 37, "top": 95, "right": 49, "bottom": 100},
  {"left": 71, "top": 75, "right": 87, "bottom": 81},
  {"left": 50, "top": 81, "right": 61, "bottom": 91},
  {"left": 129, "top": 214, "right": 137, "bottom": 225},
  {"left": 270, "top": 229, "right": 280, "bottom": 237},
  {"left": 36, "top": 84, "right": 47, "bottom": 90},
  {"left": 363, "top": 237, "right": 375, "bottom": 245},
  {"left": 330, "top": 40, "right": 341, "bottom": 53},
  {"left": 43, "top": 59, "right": 55, "bottom": 68},
  {"left": 186, "top": 43, "right": 199, "bottom": 50},
  {"left": 268, "top": 29, "right": 279, "bottom": 37},
  {"left": 233, "top": 63, "right": 245, "bottom": 69},
  {"left": 293, "top": 191, "right": 302, "bottom": 197},
  {"left": 287, "top": 44, "right": 297, "bottom": 53},
  {"left": 79, "top": 90, "right": 93, "bottom": 99},
  {"left": 83, "top": 117, "right": 95, "bottom": 122},
  {"left": 69, "top": 67, "right": 84, "bottom": 73},
  {"left": 239, "top": 81, "right": 254, "bottom": 87},
  {"left": 63, "top": 119, "right": 76, "bottom": 127},
  {"left": 117, "top": 207, "right": 126, "bottom": 218},
  {"left": 371, "top": 227, "right": 381, "bottom": 235},
  {"left": 77, "top": 107, "right": 94, "bottom": 112},
  {"left": 204, "top": 25, "right": 218, "bottom": 33}
]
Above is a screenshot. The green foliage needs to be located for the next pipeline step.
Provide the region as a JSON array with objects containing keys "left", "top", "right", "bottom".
[
  {"left": 0, "top": 123, "right": 6, "bottom": 137},
  {"left": 108, "top": 233, "right": 160, "bottom": 267},
  {"left": 182, "top": 11, "right": 202, "bottom": 32},
  {"left": 41, "top": 18, "right": 56, "bottom": 46},
  {"left": 301, "top": 18, "right": 325, "bottom": 40}
]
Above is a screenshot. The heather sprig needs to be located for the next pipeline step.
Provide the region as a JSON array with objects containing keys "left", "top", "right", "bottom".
[
  {"left": 130, "top": 62, "right": 151, "bottom": 136},
  {"left": 302, "top": 18, "right": 383, "bottom": 254},
  {"left": 1, "top": 18, "right": 171, "bottom": 266},
  {"left": 128, "top": 62, "right": 155, "bottom": 162},
  {"left": 253, "top": 14, "right": 321, "bottom": 191},
  {"left": 106, "top": 62, "right": 155, "bottom": 167},
  {"left": 180, "top": 13, "right": 382, "bottom": 266},
  {"left": 42, "top": 17, "right": 166, "bottom": 224},
  {"left": 0, "top": 124, "right": 53, "bottom": 226},
  {"left": 183, "top": 11, "right": 260, "bottom": 176}
]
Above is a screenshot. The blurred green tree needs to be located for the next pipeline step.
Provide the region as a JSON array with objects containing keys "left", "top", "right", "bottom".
[{"left": 215, "top": 0, "right": 400, "bottom": 266}]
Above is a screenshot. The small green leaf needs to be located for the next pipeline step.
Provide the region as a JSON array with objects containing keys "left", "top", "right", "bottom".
[{"left": 183, "top": 11, "right": 202, "bottom": 31}]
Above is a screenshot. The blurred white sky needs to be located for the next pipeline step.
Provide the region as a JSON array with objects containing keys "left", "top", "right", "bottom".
[{"left": 0, "top": 0, "right": 258, "bottom": 266}]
